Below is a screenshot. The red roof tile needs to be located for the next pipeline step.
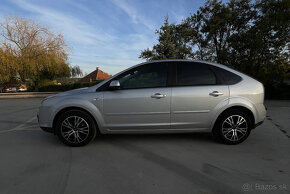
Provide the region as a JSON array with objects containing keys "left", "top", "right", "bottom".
[{"left": 79, "top": 68, "right": 111, "bottom": 82}]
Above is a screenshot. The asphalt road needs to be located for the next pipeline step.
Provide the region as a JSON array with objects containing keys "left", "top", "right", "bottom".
[{"left": 0, "top": 98, "right": 289, "bottom": 194}]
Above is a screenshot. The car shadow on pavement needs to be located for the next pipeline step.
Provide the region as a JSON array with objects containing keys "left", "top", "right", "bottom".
[{"left": 94, "top": 132, "right": 216, "bottom": 144}]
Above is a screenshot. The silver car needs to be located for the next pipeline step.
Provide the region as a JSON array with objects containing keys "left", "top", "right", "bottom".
[{"left": 38, "top": 60, "right": 266, "bottom": 146}]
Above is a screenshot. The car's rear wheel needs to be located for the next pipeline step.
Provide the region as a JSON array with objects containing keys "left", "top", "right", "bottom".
[
  {"left": 212, "top": 109, "right": 252, "bottom": 144},
  {"left": 56, "top": 110, "right": 97, "bottom": 147}
]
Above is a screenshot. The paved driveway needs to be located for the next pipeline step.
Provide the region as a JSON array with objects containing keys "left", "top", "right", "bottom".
[{"left": 0, "top": 98, "right": 289, "bottom": 194}]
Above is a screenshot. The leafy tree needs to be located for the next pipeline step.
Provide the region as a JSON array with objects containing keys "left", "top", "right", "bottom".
[
  {"left": 0, "top": 47, "right": 17, "bottom": 82},
  {"left": 140, "top": 15, "right": 191, "bottom": 60},
  {"left": 227, "top": 0, "right": 289, "bottom": 84},
  {"left": 0, "top": 16, "right": 70, "bottom": 89},
  {"left": 70, "top": 65, "right": 83, "bottom": 78},
  {"left": 250, "top": 0, "right": 289, "bottom": 84},
  {"left": 140, "top": 0, "right": 289, "bottom": 85}
]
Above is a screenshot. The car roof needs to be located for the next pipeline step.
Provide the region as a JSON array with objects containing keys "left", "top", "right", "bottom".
[{"left": 141, "top": 59, "right": 230, "bottom": 69}]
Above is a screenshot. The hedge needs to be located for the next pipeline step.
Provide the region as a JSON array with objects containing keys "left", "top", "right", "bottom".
[
  {"left": 264, "top": 83, "right": 290, "bottom": 100},
  {"left": 38, "top": 81, "right": 103, "bottom": 92}
]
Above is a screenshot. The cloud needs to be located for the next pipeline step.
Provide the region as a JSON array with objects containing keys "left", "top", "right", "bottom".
[
  {"left": 10, "top": 0, "right": 116, "bottom": 45},
  {"left": 110, "top": 0, "right": 156, "bottom": 30},
  {"left": 68, "top": 33, "right": 155, "bottom": 74},
  {"left": 7, "top": 0, "right": 156, "bottom": 75}
]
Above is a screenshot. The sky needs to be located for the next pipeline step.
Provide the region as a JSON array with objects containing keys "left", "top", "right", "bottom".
[{"left": 0, "top": 0, "right": 205, "bottom": 75}]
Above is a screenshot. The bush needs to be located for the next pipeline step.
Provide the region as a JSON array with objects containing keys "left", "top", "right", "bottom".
[
  {"left": 265, "top": 83, "right": 290, "bottom": 100},
  {"left": 38, "top": 81, "right": 103, "bottom": 92}
]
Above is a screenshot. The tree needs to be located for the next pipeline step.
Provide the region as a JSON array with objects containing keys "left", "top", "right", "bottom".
[
  {"left": 139, "top": 15, "right": 191, "bottom": 60},
  {"left": 180, "top": 10, "right": 215, "bottom": 61},
  {"left": 70, "top": 65, "right": 83, "bottom": 78},
  {"left": 227, "top": 0, "right": 290, "bottom": 84},
  {"left": 140, "top": 0, "right": 289, "bottom": 85},
  {"left": 0, "top": 47, "right": 17, "bottom": 82},
  {"left": 0, "top": 16, "right": 70, "bottom": 88},
  {"left": 250, "top": 0, "right": 289, "bottom": 84}
]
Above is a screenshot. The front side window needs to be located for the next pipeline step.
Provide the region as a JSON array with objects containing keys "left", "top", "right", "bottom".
[
  {"left": 176, "top": 62, "right": 216, "bottom": 86},
  {"left": 118, "top": 63, "right": 168, "bottom": 89}
]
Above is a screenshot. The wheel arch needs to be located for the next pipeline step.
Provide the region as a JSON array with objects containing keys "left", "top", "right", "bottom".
[
  {"left": 211, "top": 105, "right": 255, "bottom": 131},
  {"left": 52, "top": 106, "right": 100, "bottom": 135}
]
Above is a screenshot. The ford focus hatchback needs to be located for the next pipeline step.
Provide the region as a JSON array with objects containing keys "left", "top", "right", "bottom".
[{"left": 38, "top": 60, "right": 266, "bottom": 146}]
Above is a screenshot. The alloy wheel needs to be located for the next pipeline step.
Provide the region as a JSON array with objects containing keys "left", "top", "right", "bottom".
[
  {"left": 221, "top": 115, "right": 248, "bottom": 142},
  {"left": 61, "top": 116, "right": 90, "bottom": 144}
]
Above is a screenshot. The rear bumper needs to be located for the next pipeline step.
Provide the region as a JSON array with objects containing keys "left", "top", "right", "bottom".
[
  {"left": 255, "top": 103, "right": 267, "bottom": 124},
  {"left": 253, "top": 120, "right": 264, "bottom": 129}
]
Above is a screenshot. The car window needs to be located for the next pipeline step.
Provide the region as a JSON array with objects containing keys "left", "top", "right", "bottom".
[
  {"left": 176, "top": 62, "right": 216, "bottom": 86},
  {"left": 118, "top": 63, "right": 168, "bottom": 89},
  {"left": 210, "top": 65, "right": 242, "bottom": 85}
]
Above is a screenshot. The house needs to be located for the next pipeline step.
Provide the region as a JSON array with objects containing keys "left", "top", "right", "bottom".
[
  {"left": 79, "top": 67, "right": 111, "bottom": 83},
  {"left": 18, "top": 84, "right": 28, "bottom": 91}
]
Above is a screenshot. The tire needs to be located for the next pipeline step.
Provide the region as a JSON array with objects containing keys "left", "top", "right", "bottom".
[
  {"left": 212, "top": 109, "right": 252, "bottom": 145},
  {"left": 56, "top": 110, "right": 97, "bottom": 147}
]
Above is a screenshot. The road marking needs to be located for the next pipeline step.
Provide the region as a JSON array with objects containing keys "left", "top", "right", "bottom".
[{"left": 0, "top": 116, "right": 37, "bottom": 134}]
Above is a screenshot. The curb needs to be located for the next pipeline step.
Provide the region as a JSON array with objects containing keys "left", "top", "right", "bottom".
[{"left": 0, "top": 92, "right": 57, "bottom": 99}]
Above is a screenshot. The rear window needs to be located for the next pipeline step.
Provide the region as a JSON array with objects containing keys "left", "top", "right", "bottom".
[
  {"left": 211, "top": 65, "right": 242, "bottom": 85},
  {"left": 176, "top": 62, "right": 216, "bottom": 86}
]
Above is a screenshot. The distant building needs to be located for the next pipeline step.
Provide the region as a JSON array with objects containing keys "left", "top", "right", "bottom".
[{"left": 79, "top": 67, "right": 111, "bottom": 83}]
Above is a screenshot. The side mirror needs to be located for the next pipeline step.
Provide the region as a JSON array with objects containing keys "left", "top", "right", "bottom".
[{"left": 109, "top": 80, "right": 120, "bottom": 90}]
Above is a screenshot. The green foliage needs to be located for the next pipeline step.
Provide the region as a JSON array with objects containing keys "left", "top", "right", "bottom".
[
  {"left": 139, "top": 15, "right": 191, "bottom": 60},
  {"left": 0, "top": 47, "right": 17, "bottom": 82},
  {"left": 70, "top": 65, "right": 83, "bottom": 78},
  {"left": 37, "top": 81, "right": 103, "bottom": 92},
  {"left": 0, "top": 16, "right": 71, "bottom": 88},
  {"left": 140, "top": 0, "right": 290, "bottom": 85}
]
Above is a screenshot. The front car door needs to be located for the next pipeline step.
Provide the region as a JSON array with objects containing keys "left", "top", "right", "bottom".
[
  {"left": 171, "top": 61, "right": 229, "bottom": 130},
  {"left": 102, "top": 62, "right": 171, "bottom": 131}
]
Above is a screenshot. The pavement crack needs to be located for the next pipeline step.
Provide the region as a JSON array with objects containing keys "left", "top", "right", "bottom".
[
  {"left": 110, "top": 139, "right": 241, "bottom": 194},
  {"left": 57, "top": 148, "right": 72, "bottom": 194},
  {"left": 266, "top": 116, "right": 290, "bottom": 139}
]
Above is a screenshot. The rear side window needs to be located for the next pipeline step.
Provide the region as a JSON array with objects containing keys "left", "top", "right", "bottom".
[
  {"left": 211, "top": 66, "right": 242, "bottom": 85},
  {"left": 176, "top": 62, "right": 216, "bottom": 86}
]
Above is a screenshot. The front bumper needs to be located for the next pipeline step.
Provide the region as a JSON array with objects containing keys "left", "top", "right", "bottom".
[
  {"left": 40, "top": 126, "right": 54, "bottom": 133},
  {"left": 38, "top": 112, "right": 54, "bottom": 133}
]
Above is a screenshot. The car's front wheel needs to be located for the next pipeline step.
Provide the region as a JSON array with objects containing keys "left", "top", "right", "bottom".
[
  {"left": 213, "top": 109, "right": 252, "bottom": 145},
  {"left": 56, "top": 110, "right": 97, "bottom": 147}
]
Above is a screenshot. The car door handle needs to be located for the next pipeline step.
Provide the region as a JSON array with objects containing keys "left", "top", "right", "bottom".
[
  {"left": 209, "top": 91, "right": 223, "bottom": 97},
  {"left": 151, "top": 93, "right": 166, "bottom": 99}
]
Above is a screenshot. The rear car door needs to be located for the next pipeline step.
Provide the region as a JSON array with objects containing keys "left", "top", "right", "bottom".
[
  {"left": 171, "top": 62, "right": 229, "bottom": 130},
  {"left": 103, "top": 62, "right": 171, "bottom": 131}
]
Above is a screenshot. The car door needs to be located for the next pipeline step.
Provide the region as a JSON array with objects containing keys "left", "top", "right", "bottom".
[
  {"left": 103, "top": 62, "right": 171, "bottom": 131},
  {"left": 171, "top": 62, "right": 229, "bottom": 130}
]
